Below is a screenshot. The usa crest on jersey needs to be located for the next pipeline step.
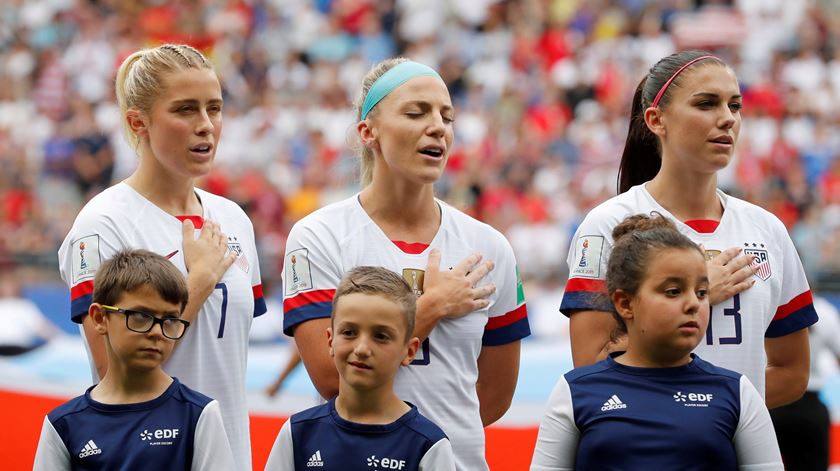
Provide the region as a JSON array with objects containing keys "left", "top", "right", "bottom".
[
  {"left": 744, "top": 245, "right": 771, "bottom": 281},
  {"left": 226, "top": 237, "right": 250, "bottom": 273}
]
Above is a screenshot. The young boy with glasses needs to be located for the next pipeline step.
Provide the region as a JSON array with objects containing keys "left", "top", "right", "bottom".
[{"left": 34, "top": 249, "right": 234, "bottom": 470}]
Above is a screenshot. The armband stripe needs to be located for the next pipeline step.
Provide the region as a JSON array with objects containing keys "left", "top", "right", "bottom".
[
  {"left": 560, "top": 291, "right": 614, "bottom": 317},
  {"left": 766, "top": 305, "right": 818, "bottom": 338},
  {"left": 254, "top": 300, "right": 267, "bottom": 318},
  {"left": 71, "top": 280, "right": 94, "bottom": 300},
  {"left": 482, "top": 317, "right": 530, "bottom": 346},
  {"left": 773, "top": 290, "right": 814, "bottom": 320},
  {"left": 486, "top": 304, "right": 528, "bottom": 330},
  {"left": 283, "top": 302, "right": 333, "bottom": 336},
  {"left": 283, "top": 289, "right": 336, "bottom": 312},
  {"left": 564, "top": 278, "right": 607, "bottom": 293},
  {"left": 71, "top": 293, "right": 93, "bottom": 324}
]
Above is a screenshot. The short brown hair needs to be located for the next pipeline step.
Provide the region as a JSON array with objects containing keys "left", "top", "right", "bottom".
[
  {"left": 332, "top": 266, "right": 416, "bottom": 341},
  {"left": 92, "top": 249, "right": 189, "bottom": 311}
]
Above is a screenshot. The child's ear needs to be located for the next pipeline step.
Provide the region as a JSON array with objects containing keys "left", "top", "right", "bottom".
[
  {"left": 326, "top": 327, "right": 334, "bottom": 358},
  {"left": 88, "top": 304, "right": 108, "bottom": 334},
  {"left": 611, "top": 290, "right": 634, "bottom": 321},
  {"left": 401, "top": 337, "right": 421, "bottom": 366}
]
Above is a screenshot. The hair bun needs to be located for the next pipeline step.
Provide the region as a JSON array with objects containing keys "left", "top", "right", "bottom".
[{"left": 611, "top": 212, "right": 678, "bottom": 242}]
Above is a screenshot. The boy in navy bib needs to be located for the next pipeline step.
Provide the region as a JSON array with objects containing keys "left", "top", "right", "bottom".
[
  {"left": 34, "top": 249, "right": 234, "bottom": 470},
  {"left": 265, "top": 267, "right": 455, "bottom": 470}
]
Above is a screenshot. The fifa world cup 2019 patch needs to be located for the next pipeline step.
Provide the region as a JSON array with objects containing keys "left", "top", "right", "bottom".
[
  {"left": 571, "top": 235, "right": 604, "bottom": 278},
  {"left": 72, "top": 235, "right": 101, "bottom": 284},
  {"left": 703, "top": 249, "right": 722, "bottom": 261},
  {"left": 402, "top": 268, "right": 425, "bottom": 298},
  {"left": 285, "top": 248, "right": 313, "bottom": 294}
]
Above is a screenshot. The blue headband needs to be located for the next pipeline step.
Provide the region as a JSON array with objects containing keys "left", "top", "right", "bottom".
[{"left": 360, "top": 61, "right": 442, "bottom": 120}]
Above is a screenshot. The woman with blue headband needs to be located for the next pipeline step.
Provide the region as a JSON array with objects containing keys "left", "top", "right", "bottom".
[{"left": 280, "top": 57, "right": 530, "bottom": 470}]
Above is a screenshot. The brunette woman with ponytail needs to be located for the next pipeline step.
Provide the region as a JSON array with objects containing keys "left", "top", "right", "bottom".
[{"left": 559, "top": 51, "right": 817, "bottom": 409}]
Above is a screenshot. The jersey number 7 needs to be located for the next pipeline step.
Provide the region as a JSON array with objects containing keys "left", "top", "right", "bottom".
[{"left": 215, "top": 283, "right": 228, "bottom": 338}]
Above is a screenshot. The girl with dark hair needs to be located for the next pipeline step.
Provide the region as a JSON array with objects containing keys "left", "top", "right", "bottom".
[
  {"left": 559, "top": 51, "right": 817, "bottom": 409},
  {"left": 532, "top": 214, "right": 783, "bottom": 470}
]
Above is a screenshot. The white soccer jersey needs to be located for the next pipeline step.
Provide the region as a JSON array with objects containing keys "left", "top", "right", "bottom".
[
  {"left": 58, "top": 182, "right": 266, "bottom": 469},
  {"left": 282, "top": 195, "right": 530, "bottom": 471},
  {"left": 559, "top": 184, "right": 818, "bottom": 396}
]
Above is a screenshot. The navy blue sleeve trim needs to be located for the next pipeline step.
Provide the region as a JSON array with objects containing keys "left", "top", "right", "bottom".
[
  {"left": 765, "top": 306, "right": 818, "bottom": 338},
  {"left": 71, "top": 294, "right": 92, "bottom": 324},
  {"left": 482, "top": 317, "right": 531, "bottom": 346},
  {"left": 283, "top": 302, "right": 332, "bottom": 336},
  {"left": 559, "top": 291, "right": 613, "bottom": 317},
  {"left": 253, "top": 297, "right": 268, "bottom": 318}
]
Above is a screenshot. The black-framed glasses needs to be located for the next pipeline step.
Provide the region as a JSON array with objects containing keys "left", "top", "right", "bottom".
[{"left": 100, "top": 305, "right": 190, "bottom": 340}]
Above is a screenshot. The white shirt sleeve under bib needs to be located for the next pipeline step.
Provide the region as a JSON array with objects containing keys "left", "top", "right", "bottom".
[
  {"left": 530, "top": 376, "right": 578, "bottom": 471},
  {"left": 33, "top": 416, "right": 70, "bottom": 471},
  {"left": 191, "top": 400, "right": 235, "bottom": 471},
  {"left": 419, "top": 438, "right": 456, "bottom": 471},
  {"left": 734, "top": 376, "right": 784, "bottom": 470},
  {"left": 264, "top": 420, "right": 295, "bottom": 471}
]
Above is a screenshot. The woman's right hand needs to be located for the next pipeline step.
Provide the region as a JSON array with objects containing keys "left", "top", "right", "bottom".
[
  {"left": 705, "top": 247, "right": 758, "bottom": 305},
  {"left": 422, "top": 249, "right": 496, "bottom": 319},
  {"left": 182, "top": 219, "right": 236, "bottom": 290}
]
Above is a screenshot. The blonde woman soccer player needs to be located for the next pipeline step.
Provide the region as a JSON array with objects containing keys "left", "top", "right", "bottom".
[
  {"left": 58, "top": 44, "right": 265, "bottom": 468},
  {"left": 282, "top": 58, "right": 530, "bottom": 470}
]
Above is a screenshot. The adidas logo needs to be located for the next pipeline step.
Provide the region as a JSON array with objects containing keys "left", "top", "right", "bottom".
[
  {"left": 601, "top": 394, "right": 628, "bottom": 411},
  {"left": 307, "top": 450, "right": 324, "bottom": 467},
  {"left": 78, "top": 439, "right": 102, "bottom": 458}
]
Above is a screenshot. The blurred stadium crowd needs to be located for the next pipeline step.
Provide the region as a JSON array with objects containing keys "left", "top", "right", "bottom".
[{"left": 2, "top": 0, "right": 840, "bottom": 293}]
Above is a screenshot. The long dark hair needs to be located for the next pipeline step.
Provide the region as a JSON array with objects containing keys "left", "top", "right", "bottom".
[{"left": 617, "top": 51, "right": 726, "bottom": 194}]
